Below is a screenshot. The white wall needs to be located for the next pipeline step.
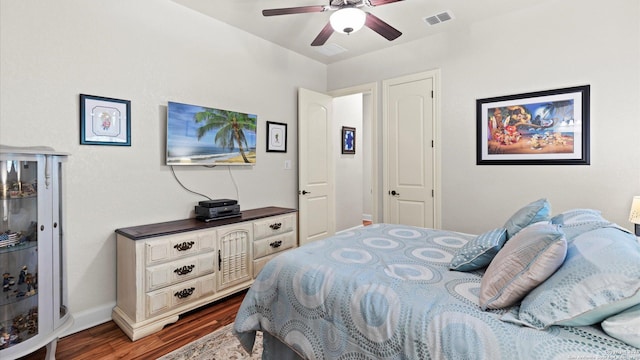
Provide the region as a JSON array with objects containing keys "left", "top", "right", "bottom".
[
  {"left": 328, "top": 0, "right": 640, "bottom": 234},
  {"left": 0, "top": 0, "right": 326, "bottom": 333},
  {"left": 334, "top": 94, "right": 364, "bottom": 231}
]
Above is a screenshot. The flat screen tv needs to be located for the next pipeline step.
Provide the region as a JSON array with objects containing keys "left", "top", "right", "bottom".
[{"left": 166, "top": 101, "right": 257, "bottom": 166}]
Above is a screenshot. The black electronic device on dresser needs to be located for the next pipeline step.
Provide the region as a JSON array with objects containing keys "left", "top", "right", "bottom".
[{"left": 195, "top": 198, "right": 241, "bottom": 221}]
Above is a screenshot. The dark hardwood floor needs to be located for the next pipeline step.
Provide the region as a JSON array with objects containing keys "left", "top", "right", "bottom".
[{"left": 18, "top": 290, "right": 246, "bottom": 360}]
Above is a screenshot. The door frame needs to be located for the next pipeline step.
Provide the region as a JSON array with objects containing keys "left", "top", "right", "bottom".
[
  {"left": 382, "top": 69, "right": 442, "bottom": 228},
  {"left": 330, "top": 82, "right": 380, "bottom": 223}
]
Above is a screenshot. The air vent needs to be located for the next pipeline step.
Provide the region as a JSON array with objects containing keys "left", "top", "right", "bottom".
[
  {"left": 424, "top": 11, "right": 454, "bottom": 26},
  {"left": 314, "top": 43, "right": 348, "bottom": 57}
]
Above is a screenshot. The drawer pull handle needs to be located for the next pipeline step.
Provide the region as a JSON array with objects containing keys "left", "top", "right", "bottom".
[
  {"left": 269, "top": 222, "right": 282, "bottom": 230},
  {"left": 269, "top": 240, "right": 282, "bottom": 248},
  {"left": 174, "top": 241, "right": 195, "bottom": 251},
  {"left": 174, "top": 265, "right": 195, "bottom": 276},
  {"left": 174, "top": 287, "right": 195, "bottom": 299}
]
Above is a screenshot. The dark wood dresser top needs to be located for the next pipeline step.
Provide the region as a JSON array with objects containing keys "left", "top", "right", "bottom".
[{"left": 115, "top": 206, "right": 297, "bottom": 240}]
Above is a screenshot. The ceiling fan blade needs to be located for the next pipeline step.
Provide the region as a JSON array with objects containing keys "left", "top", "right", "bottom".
[
  {"left": 311, "top": 22, "right": 334, "bottom": 46},
  {"left": 262, "top": 5, "right": 326, "bottom": 17},
  {"left": 368, "top": 0, "right": 403, "bottom": 6},
  {"left": 365, "top": 12, "right": 402, "bottom": 41}
]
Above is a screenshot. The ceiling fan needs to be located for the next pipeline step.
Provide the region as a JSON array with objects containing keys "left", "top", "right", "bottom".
[{"left": 262, "top": 0, "right": 403, "bottom": 46}]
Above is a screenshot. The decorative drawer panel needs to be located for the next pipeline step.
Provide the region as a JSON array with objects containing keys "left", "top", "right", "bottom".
[
  {"left": 145, "top": 273, "right": 216, "bottom": 317},
  {"left": 217, "top": 224, "right": 252, "bottom": 291},
  {"left": 145, "top": 253, "right": 215, "bottom": 292},
  {"left": 253, "top": 214, "right": 296, "bottom": 240},
  {"left": 145, "top": 231, "right": 215, "bottom": 266},
  {"left": 253, "top": 232, "right": 296, "bottom": 260}
]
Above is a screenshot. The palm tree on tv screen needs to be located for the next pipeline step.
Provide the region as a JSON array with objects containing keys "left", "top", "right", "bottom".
[{"left": 194, "top": 108, "right": 256, "bottom": 163}]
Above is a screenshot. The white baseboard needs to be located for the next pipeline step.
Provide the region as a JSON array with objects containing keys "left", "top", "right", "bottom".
[{"left": 62, "top": 301, "right": 115, "bottom": 337}]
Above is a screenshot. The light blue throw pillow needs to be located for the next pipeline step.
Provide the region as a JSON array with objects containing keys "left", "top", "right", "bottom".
[
  {"left": 507, "top": 226, "right": 640, "bottom": 329},
  {"left": 503, "top": 198, "right": 551, "bottom": 239},
  {"left": 449, "top": 228, "right": 507, "bottom": 271},
  {"left": 550, "top": 208, "right": 613, "bottom": 241}
]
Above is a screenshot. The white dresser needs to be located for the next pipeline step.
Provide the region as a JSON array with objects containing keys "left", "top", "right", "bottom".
[{"left": 112, "top": 207, "right": 297, "bottom": 341}]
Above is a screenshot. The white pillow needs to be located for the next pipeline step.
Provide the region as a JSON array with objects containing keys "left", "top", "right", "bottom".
[{"left": 479, "top": 223, "right": 567, "bottom": 310}]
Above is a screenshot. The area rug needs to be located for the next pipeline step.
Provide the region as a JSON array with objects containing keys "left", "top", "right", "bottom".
[{"left": 158, "top": 323, "right": 262, "bottom": 360}]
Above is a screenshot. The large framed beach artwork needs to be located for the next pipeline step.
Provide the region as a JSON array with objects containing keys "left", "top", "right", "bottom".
[{"left": 476, "top": 85, "right": 590, "bottom": 165}]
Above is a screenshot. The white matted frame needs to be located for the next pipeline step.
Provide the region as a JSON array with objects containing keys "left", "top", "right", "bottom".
[
  {"left": 266, "top": 121, "right": 287, "bottom": 152},
  {"left": 80, "top": 94, "right": 131, "bottom": 146}
]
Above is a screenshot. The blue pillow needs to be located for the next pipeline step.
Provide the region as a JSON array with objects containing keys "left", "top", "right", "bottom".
[
  {"left": 449, "top": 228, "right": 507, "bottom": 271},
  {"left": 550, "top": 208, "right": 613, "bottom": 241},
  {"left": 504, "top": 226, "right": 640, "bottom": 329},
  {"left": 503, "top": 198, "right": 551, "bottom": 239}
]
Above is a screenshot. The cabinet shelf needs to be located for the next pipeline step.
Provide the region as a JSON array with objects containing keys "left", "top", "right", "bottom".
[
  {"left": 0, "top": 240, "right": 36, "bottom": 255},
  {"left": 0, "top": 194, "right": 37, "bottom": 201}
]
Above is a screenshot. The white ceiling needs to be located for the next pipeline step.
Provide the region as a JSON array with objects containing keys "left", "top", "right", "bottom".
[{"left": 171, "top": 0, "right": 541, "bottom": 64}]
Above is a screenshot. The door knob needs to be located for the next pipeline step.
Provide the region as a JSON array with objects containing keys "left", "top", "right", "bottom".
[
  {"left": 390, "top": 190, "right": 400, "bottom": 196},
  {"left": 300, "top": 190, "right": 311, "bottom": 195}
]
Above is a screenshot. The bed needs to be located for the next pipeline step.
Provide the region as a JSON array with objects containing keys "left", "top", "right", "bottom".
[{"left": 234, "top": 200, "right": 640, "bottom": 359}]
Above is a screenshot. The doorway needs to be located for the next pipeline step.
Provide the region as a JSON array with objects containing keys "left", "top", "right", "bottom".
[{"left": 330, "top": 83, "right": 379, "bottom": 227}]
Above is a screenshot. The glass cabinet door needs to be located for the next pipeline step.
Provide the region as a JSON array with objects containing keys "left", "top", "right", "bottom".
[{"left": 0, "top": 159, "right": 39, "bottom": 350}]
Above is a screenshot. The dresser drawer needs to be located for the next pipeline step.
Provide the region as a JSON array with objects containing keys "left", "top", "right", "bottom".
[
  {"left": 145, "top": 273, "right": 216, "bottom": 317},
  {"left": 145, "top": 230, "right": 215, "bottom": 266},
  {"left": 145, "top": 252, "right": 215, "bottom": 292},
  {"left": 253, "top": 231, "right": 296, "bottom": 260},
  {"left": 253, "top": 253, "right": 278, "bottom": 278},
  {"left": 253, "top": 214, "right": 296, "bottom": 240}
]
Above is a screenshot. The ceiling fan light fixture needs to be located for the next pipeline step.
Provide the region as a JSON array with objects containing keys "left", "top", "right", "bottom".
[{"left": 330, "top": 8, "right": 366, "bottom": 34}]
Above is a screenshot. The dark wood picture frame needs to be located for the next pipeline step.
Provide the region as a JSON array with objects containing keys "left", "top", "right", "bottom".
[
  {"left": 476, "top": 85, "right": 590, "bottom": 165},
  {"left": 342, "top": 126, "right": 356, "bottom": 155}
]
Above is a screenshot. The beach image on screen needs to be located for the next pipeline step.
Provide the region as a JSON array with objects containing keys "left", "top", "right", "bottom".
[{"left": 167, "top": 101, "right": 257, "bottom": 165}]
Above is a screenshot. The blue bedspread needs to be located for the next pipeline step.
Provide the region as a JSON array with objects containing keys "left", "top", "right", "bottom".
[{"left": 234, "top": 224, "right": 640, "bottom": 359}]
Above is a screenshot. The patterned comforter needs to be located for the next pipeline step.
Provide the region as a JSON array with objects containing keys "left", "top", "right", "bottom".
[{"left": 234, "top": 224, "right": 639, "bottom": 359}]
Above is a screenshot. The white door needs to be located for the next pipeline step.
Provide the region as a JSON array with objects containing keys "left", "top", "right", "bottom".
[
  {"left": 298, "top": 88, "right": 335, "bottom": 245},
  {"left": 383, "top": 71, "right": 439, "bottom": 228}
]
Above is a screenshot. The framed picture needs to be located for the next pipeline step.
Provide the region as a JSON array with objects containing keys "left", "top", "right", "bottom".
[
  {"left": 266, "top": 121, "right": 287, "bottom": 153},
  {"left": 476, "top": 85, "right": 590, "bottom": 165},
  {"left": 342, "top": 126, "right": 356, "bottom": 154},
  {"left": 80, "top": 94, "right": 131, "bottom": 146}
]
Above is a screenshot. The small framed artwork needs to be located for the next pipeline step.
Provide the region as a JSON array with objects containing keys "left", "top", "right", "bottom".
[
  {"left": 342, "top": 126, "right": 356, "bottom": 154},
  {"left": 266, "top": 121, "right": 287, "bottom": 152},
  {"left": 476, "top": 85, "right": 590, "bottom": 165},
  {"left": 80, "top": 94, "right": 131, "bottom": 146}
]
